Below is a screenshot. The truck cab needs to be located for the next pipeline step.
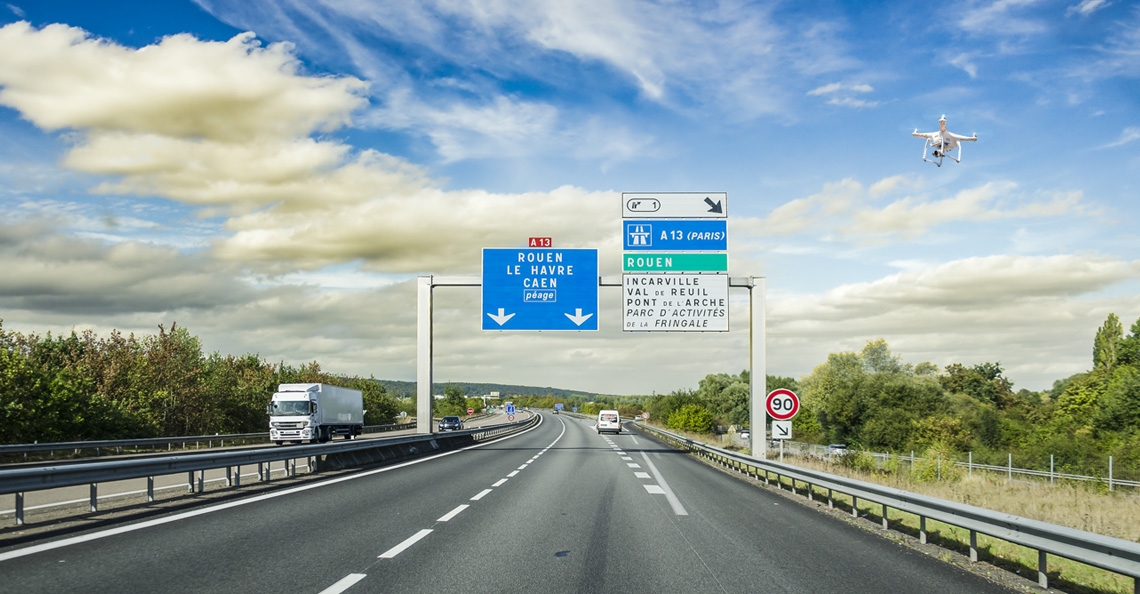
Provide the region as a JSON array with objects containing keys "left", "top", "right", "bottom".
[{"left": 268, "top": 393, "right": 319, "bottom": 444}]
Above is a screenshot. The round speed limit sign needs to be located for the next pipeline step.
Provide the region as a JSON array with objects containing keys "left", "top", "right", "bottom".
[{"left": 765, "top": 389, "right": 800, "bottom": 421}]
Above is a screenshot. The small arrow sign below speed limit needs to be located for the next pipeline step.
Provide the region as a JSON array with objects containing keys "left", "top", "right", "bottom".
[{"left": 765, "top": 389, "right": 800, "bottom": 421}]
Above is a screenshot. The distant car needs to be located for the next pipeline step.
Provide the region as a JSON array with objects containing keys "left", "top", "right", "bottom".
[
  {"left": 740, "top": 429, "right": 750, "bottom": 439},
  {"left": 438, "top": 416, "right": 463, "bottom": 431},
  {"left": 826, "top": 444, "right": 848, "bottom": 456}
]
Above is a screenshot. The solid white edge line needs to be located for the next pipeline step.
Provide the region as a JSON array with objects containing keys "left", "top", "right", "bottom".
[
  {"left": 469, "top": 489, "right": 493, "bottom": 501},
  {"left": 641, "top": 452, "right": 688, "bottom": 516},
  {"left": 379, "top": 529, "right": 433, "bottom": 559},
  {"left": 437, "top": 504, "right": 469, "bottom": 522},
  {"left": 0, "top": 416, "right": 548, "bottom": 564},
  {"left": 318, "top": 573, "right": 367, "bottom": 594}
]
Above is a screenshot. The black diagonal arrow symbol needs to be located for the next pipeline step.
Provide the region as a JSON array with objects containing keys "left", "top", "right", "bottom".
[{"left": 704, "top": 197, "right": 723, "bottom": 214}]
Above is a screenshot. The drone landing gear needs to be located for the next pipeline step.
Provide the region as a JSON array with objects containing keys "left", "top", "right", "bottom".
[
  {"left": 921, "top": 138, "right": 962, "bottom": 167},
  {"left": 921, "top": 138, "right": 943, "bottom": 167}
]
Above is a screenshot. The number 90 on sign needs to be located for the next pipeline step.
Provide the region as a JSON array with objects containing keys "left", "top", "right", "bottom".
[{"left": 765, "top": 388, "right": 800, "bottom": 421}]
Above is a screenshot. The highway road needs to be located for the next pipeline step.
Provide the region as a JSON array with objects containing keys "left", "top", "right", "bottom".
[{"left": 0, "top": 413, "right": 1019, "bottom": 594}]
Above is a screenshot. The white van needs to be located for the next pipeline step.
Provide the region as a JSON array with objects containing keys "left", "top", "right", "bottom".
[{"left": 596, "top": 410, "right": 622, "bottom": 434}]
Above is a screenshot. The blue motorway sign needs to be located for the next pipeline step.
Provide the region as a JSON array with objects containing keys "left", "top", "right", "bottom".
[
  {"left": 624, "top": 219, "right": 727, "bottom": 251},
  {"left": 482, "top": 248, "right": 599, "bottom": 331}
]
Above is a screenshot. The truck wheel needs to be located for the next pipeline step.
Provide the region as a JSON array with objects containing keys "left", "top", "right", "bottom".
[
  {"left": 319, "top": 428, "right": 329, "bottom": 443},
  {"left": 275, "top": 441, "right": 283, "bottom": 446}
]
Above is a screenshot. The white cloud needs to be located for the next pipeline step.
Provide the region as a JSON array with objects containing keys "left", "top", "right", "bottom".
[
  {"left": 1099, "top": 126, "right": 1140, "bottom": 149},
  {"left": 868, "top": 175, "right": 921, "bottom": 198},
  {"left": 949, "top": 53, "right": 979, "bottom": 78},
  {"left": 194, "top": 0, "right": 858, "bottom": 123},
  {"left": 1066, "top": 0, "right": 1112, "bottom": 17},
  {"left": 807, "top": 81, "right": 877, "bottom": 108},
  {"left": 0, "top": 23, "right": 366, "bottom": 140},
  {"left": 0, "top": 221, "right": 256, "bottom": 314},
  {"left": 826, "top": 97, "right": 879, "bottom": 109},
  {"left": 958, "top": 0, "right": 1049, "bottom": 36},
  {"left": 750, "top": 179, "right": 1090, "bottom": 244},
  {"left": 768, "top": 255, "right": 1140, "bottom": 389},
  {"left": 807, "top": 82, "right": 843, "bottom": 96},
  {"left": 365, "top": 89, "right": 653, "bottom": 164}
]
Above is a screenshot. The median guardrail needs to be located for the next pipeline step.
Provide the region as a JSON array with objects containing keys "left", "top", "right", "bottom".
[
  {"left": 0, "top": 415, "right": 537, "bottom": 526},
  {"left": 635, "top": 421, "right": 1140, "bottom": 593},
  {"left": 0, "top": 423, "right": 417, "bottom": 462}
]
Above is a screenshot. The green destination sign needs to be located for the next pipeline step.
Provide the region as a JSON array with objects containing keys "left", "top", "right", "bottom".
[{"left": 622, "top": 253, "right": 728, "bottom": 272}]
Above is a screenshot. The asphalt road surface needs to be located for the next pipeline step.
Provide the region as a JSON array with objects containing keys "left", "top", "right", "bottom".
[{"left": 0, "top": 414, "right": 1018, "bottom": 594}]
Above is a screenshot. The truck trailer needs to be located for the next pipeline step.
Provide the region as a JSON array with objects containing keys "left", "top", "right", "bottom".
[{"left": 268, "top": 383, "right": 364, "bottom": 445}]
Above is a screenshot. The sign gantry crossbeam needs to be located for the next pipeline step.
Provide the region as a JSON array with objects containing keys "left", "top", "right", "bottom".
[{"left": 416, "top": 275, "right": 770, "bottom": 459}]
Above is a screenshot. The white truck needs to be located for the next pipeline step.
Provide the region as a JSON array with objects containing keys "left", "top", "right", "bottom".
[{"left": 268, "top": 383, "right": 364, "bottom": 445}]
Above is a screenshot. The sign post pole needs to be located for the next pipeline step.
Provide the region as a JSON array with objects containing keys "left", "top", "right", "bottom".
[
  {"left": 750, "top": 276, "right": 766, "bottom": 460},
  {"left": 416, "top": 276, "right": 433, "bottom": 435}
]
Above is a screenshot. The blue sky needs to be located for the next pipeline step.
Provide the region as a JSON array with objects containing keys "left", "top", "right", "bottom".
[{"left": 1, "top": 0, "right": 1137, "bottom": 394}]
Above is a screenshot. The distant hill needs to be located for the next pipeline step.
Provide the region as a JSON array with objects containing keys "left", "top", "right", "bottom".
[{"left": 373, "top": 379, "right": 603, "bottom": 400}]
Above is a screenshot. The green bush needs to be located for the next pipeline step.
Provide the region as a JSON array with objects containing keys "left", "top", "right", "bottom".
[
  {"left": 667, "top": 404, "right": 715, "bottom": 433},
  {"left": 911, "top": 443, "right": 963, "bottom": 483},
  {"left": 838, "top": 449, "right": 879, "bottom": 473}
]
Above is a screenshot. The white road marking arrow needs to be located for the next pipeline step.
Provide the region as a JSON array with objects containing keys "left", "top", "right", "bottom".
[
  {"left": 565, "top": 308, "right": 594, "bottom": 326},
  {"left": 487, "top": 308, "right": 515, "bottom": 326}
]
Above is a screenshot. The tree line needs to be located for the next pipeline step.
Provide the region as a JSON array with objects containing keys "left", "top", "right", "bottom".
[
  {"left": 644, "top": 314, "right": 1140, "bottom": 480},
  {"left": 0, "top": 320, "right": 401, "bottom": 443}
]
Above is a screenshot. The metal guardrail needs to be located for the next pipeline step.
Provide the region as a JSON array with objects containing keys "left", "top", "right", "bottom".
[
  {"left": 0, "top": 415, "right": 537, "bottom": 526},
  {"left": 636, "top": 422, "right": 1140, "bottom": 593},
  {"left": 0, "top": 423, "right": 417, "bottom": 460}
]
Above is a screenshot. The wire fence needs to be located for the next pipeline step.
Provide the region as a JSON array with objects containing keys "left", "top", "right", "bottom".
[{"left": 770, "top": 440, "right": 1140, "bottom": 491}]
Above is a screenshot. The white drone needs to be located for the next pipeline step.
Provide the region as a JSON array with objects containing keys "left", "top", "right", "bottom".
[{"left": 912, "top": 115, "right": 977, "bottom": 166}]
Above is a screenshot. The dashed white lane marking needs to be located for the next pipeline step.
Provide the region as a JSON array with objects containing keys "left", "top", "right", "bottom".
[
  {"left": 627, "top": 463, "right": 641, "bottom": 468},
  {"left": 621, "top": 456, "right": 633, "bottom": 461},
  {"left": 470, "top": 489, "right": 493, "bottom": 501},
  {"left": 318, "top": 573, "right": 367, "bottom": 594},
  {"left": 632, "top": 437, "right": 639, "bottom": 445},
  {"left": 641, "top": 452, "right": 688, "bottom": 516},
  {"left": 507, "top": 470, "right": 519, "bottom": 477},
  {"left": 492, "top": 478, "right": 508, "bottom": 487},
  {"left": 517, "top": 464, "right": 528, "bottom": 470},
  {"left": 379, "top": 529, "right": 433, "bottom": 558},
  {"left": 634, "top": 472, "right": 651, "bottom": 479},
  {"left": 644, "top": 485, "right": 666, "bottom": 494},
  {"left": 437, "top": 505, "right": 469, "bottom": 522}
]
